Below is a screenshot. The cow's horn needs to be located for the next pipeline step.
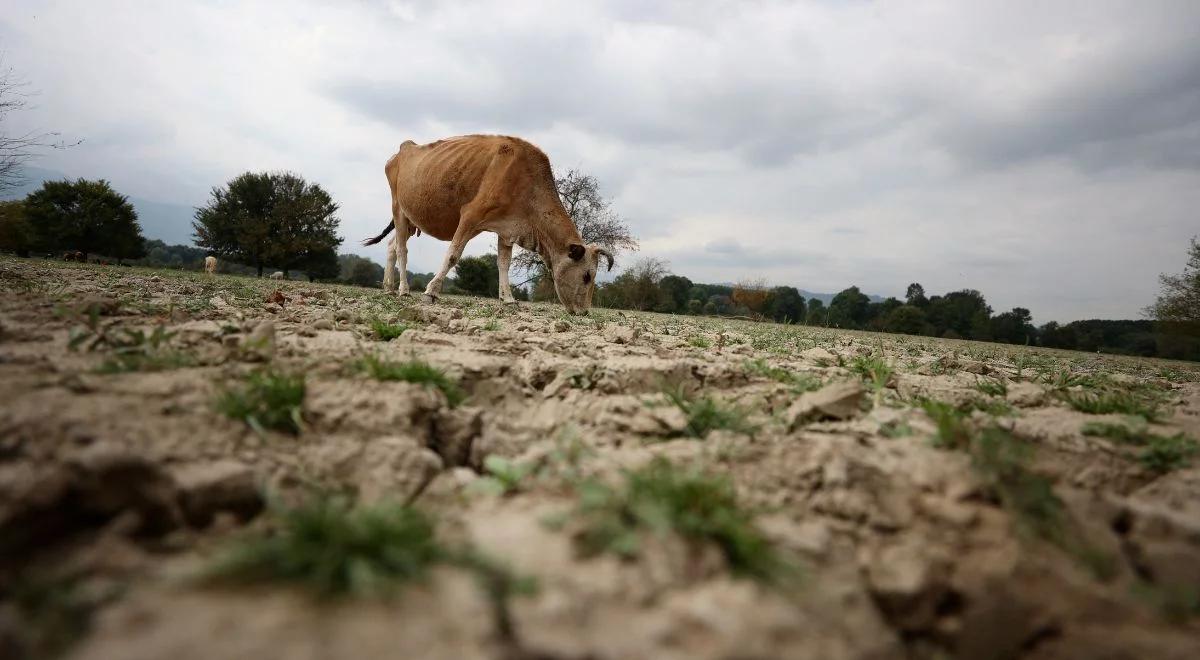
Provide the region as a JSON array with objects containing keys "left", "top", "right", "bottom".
[{"left": 595, "top": 247, "right": 614, "bottom": 272}]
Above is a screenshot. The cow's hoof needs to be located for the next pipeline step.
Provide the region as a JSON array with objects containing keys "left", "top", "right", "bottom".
[
  {"left": 501, "top": 299, "right": 520, "bottom": 307},
  {"left": 422, "top": 294, "right": 439, "bottom": 304},
  {"left": 397, "top": 291, "right": 411, "bottom": 298}
]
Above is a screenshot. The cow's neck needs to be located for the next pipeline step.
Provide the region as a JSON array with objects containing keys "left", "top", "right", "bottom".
[{"left": 533, "top": 215, "right": 582, "bottom": 272}]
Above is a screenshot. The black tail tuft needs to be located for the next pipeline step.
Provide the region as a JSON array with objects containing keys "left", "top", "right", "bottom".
[{"left": 361, "top": 221, "right": 395, "bottom": 246}]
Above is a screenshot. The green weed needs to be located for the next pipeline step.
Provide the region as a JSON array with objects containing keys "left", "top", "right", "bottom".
[
  {"left": 216, "top": 370, "right": 306, "bottom": 435},
  {"left": 1059, "top": 389, "right": 1163, "bottom": 421},
  {"left": 563, "top": 458, "right": 792, "bottom": 583},
  {"left": 744, "top": 358, "right": 821, "bottom": 392},
  {"left": 355, "top": 355, "right": 464, "bottom": 407},
  {"left": 974, "top": 378, "right": 1008, "bottom": 397},
  {"left": 370, "top": 318, "right": 408, "bottom": 341},
  {"left": 470, "top": 456, "right": 536, "bottom": 496},
  {"left": 849, "top": 355, "right": 894, "bottom": 393},
  {"left": 688, "top": 335, "right": 712, "bottom": 349},
  {"left": 664, "top": 387, "right": 757, "bottom": 438}
]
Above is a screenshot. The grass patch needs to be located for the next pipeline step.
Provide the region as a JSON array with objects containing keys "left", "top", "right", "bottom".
[
  {"left": 744, "top": 358, "right": 821, "bottom": 392},
  {"left": 481, "top": 319, "right": 501, "bottom": 332},
  {"left": 370, "top": 318, "right": 408, "bottom": 341},
  {"left": 216, "top": 370, "right": 306, "bottom": 435},
  {"left": 205, "top": 497, "right": 444, "bottom": 597},
  {"left": 687, "top": 335, "right": 711, "bottom": 349},
  {"left": 1059, "top": 389, "right": 1163, "bottom": 421},
  {"left": 355, "top": 354, "right": 464, "bottom": 407},
  {"left": 849, "top": 355, "right": 894, "bottom": 393},
  {"left": 562, "top": 458, "right": 792, "bottom": 583},
  {"left": 470, "top": 456, "right": 536, "bottom": 496},
  {"left": 974, "top": 378, "right": 1008, "bottom": 397},
  {"left": 1088, "top": 421, "right": 1200, "bottom": 473},
  {"left": 664, "top": 387, "right": 756, "bottom": 438}
]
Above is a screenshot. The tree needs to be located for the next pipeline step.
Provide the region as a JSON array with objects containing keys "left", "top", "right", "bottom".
[
  {"left": 883, "top": 304, "right": 931, "bottom": 335},
  {"left": 1146, "top": 237, "right": 1200, "bottom": 325},
  {"left": 828, "top": 286, "right": 870, "bottom": 328},
  {"left": 806, "top": 299, "right": 827, "bottom": 326},
  {"left": 24, "top": 178, "right": 145, "bottom": 261},
  {"left": 731, "top": 278, "right": 771, "bottom": 317},
  {"left": 339, "top": 254, "right": 383, "bottom": 288},
  {"left": 1, "top": 61, "right": 79, "bottom": 194},
  {"left": 0, "top": 200, "right": 33, "bottom": 256},
  {"left": 925, "top": 290, "right": 992, "bottom": 338},
  {"left": 764, "top": 286, "right": 806, "bottom": 323},
  {"left": 193, "top": 171, "right": 341, "bottom": 277},
  {"left": 597, "top": 257, "right": 668, "bottom": 310},
  {"left": 454, "top": 253, "right": 499, "bottom": 297},
  {"left": 304, "top": 246, "right": 340, "bottom": 282},
  {"left": 905, "top": 283, "right": 928, "bottom": 307},
  {"left": 991, "top": 307, "right": 1036, "bottom": 344},
  {"left": 513, "top": 169, "right": 637, "bottom": 276},
  {"left": 658, "top": 274, "right": 693, "bottom": 313}
]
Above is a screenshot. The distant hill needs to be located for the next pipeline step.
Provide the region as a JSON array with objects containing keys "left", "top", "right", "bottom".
[
  {"left": 1, "top": 166, "right": 199, "bottom": 246},
  {"left": 712, "top": 282, "right": 886, "bottom": 305}
]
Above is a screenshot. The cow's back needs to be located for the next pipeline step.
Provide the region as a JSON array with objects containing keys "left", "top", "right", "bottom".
[{"left": 389, "top": 135, "right": 554, "bottom": 241}]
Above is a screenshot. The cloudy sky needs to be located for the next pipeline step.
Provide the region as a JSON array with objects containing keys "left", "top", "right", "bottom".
[{"left": 3, "top": 0, "right": 1199, "bottom": 322}]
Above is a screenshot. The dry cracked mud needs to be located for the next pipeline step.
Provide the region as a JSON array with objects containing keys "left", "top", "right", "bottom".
[{"left": 2, "top": 255, "right": 1200, "bottom": 659}]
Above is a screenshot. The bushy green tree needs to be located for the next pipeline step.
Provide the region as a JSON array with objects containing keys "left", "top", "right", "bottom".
[
  {"left": 304, "top": 246, "right": 340, "bottom": 282},
  {"left": 1146, "top": 237, "right": 1200, "bottom": 325},
  {"left": 806, "top": 298, "right": 827, "bottom": 325},
  {"left": 0, "top": 199, "right": 33, "bottom": 256},
  {"left": 338, "top": 253, "right": 383, "bottom": 287},
  {"left": 905, "top": 282, "right": 928, "bottom": 307},
  {"left": 764, "top": 286, "right": 805, "bottom": 323},
  {"left": 454, "top": 253, "right": 499, "bottom": 297},
  {"left": 24, "top": 178, "right": 145, "bottom": 261},
  {"left": 828, "top": 286, "right": 870, "bottom": 328},
  {"left": 926, "top": 289, "right": 992, "bottom": 338},
  {"left": 883, "top": 304, "right": 931, "bottom": 335},
  {"left": 193, "top": 171, "right": 341, "bottom": 277},
  {"left": 991, "top": 307, "right": 1036, "bottom": 344},
  {"left": 658, "top": 275, "right": 693, "bottom": 313},
  {"left": 597, "top": 258, "right": 668, "bottom": 311}
]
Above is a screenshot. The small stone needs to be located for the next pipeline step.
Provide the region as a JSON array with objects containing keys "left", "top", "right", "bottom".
[
  {"left": 449, "top": 309, "right": 464, "bottom": 320},
  {"left": 172, "top": 460, "right": 263, "bottom": 527},
  {"left": 242, "top": 321, "right": 275, "bottom": 360},
  {"left": 800, "top": 347, "right": 837, "bottom": 363},
  {"left": 787, "top": 380, "right": 866, "bottom": 429},
  {"left": 604, "top": 325, "right": 639, "bottom": 344},
  {"left": 1005, "top": 381, "right": 1045, "bottom": 407},
  {"left": 312, "top": 318, "right": 334, "bottom": 330},
  {"left": 553, "top": 320, "right": 570, "bottom": 333},
  {"left": 75, "top": 295, "right": 121, "bottom": 316},
  {"left": 961, "top": 360, "right": 989, "bottom": 375}
]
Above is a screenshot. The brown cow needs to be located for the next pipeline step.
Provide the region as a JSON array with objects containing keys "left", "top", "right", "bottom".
[{"left": 363, "top": 135, "right": 613, "bottom": 315}]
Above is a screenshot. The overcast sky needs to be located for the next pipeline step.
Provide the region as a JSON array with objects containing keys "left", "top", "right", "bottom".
[{"left": 4, "top": 1, "right": 1199, "bottom": 322}]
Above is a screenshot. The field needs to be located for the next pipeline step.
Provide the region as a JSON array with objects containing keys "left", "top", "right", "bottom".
[{"left": 2, "top": 254, "right": 1200, "bottom": 659}]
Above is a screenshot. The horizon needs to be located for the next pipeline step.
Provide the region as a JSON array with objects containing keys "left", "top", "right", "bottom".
[{"left": 3, "top": 1, "right": 1198, "bottom": 324}]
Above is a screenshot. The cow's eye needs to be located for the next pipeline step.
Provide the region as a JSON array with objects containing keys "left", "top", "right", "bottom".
[{"left": 583, "top": 272, "right": 592, "bottom": 284}]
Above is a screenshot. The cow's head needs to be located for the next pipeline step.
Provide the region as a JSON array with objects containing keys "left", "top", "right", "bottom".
[{"left": 553, "top": 242, "right": 614, "bottom": 315}]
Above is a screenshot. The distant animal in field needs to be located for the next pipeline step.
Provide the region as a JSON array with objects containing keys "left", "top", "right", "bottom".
[
  {"left": 270, "top": 271, "right": 284, "bottom": 280},
  {"left": 362, "top": 134, "right": 613, "bottom": 315},
  {"left": 62, "top": 251, "right": 85, "bottom": 262},
  {"left": 205, "top": 256, "right": 218, "bottom": 275}
]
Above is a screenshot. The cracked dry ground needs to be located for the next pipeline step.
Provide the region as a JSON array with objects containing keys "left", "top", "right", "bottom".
[{"left": 2, "top": 256, "right": 1200, "bottom": 659}]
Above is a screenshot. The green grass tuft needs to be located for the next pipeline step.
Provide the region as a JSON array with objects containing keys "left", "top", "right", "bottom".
[
  {"left": 565, "top": 458, "right": 792, "bottom": 583},
  {"left": 204, "top": 497, "right": 443, "bottom": 597},
  {"left": 355, "top": 354, "right": 464, "bottom": 406},
  {"left": 974, "top": 378, "right": 1008, "bottom": 397},
  {"left": 1059, "top": 389, "right": 1163, "bottom": 421},
  {"left": 687, "top": 335, "right": 711, "bottom": 349},
  {"left": 1139, "top": 434, "right": 1199, "bottom": 474},
  {"left": 216, "top": 370, "right": 306, "bottom": 435},
  {"left": 664, "top": 387, "right": 756, "bottom": 438},
  {"left": 849, "top": 355, "right": 893, "bottom": 393},
  {"left": 744, "top": 358, "right": 821, "bottom": 392},
  {"left": 370, "top": 318, "right": 408, "bottom": 341}
]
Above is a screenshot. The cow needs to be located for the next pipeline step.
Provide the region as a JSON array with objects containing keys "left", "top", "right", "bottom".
[
  {"left": 205, "top": 256, "right": 218, "bottom": 275},
  {"left": 362, "top": 135, "right": 614, "bottom": 315},
  {"left": 270, "top": 271, "right": 284, "bottom": 280},
  {"left": 62, "top": 251, "right": 85, "bottom": 262}
]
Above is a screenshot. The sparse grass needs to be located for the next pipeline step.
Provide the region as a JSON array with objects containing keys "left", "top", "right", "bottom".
[
  {"left": 664, "top": 387, "right": 757, "bottom": 438},
  {"left": 204, "top": 497, "right": 444, "bottom": 597},
  {"left": 849, "top": 355, "right": 894, "bottom": 393},
  {"left": 563, "top": 458, "right": 792, "bottom": 583},
  {"left": 687, "top": 335, "right": 711, "bottom": 349},
  {"left": 470, "top": 456, "right": 536, "bottom": 496},
  {"left": 216, "top": 369, "right": 306, "bottom": 435},
  {"left": 481, "top": 319, "right": 501, "bottom": 332},
  {"left": 744, "top": 358, "right": 821, "bottom": 392},
  {"left": 1059, "top": 389, "right": 1164, "bottom": 421},
  {"left": 370, "top": 318, "right": 408, "bottom": 341},
  {"left": 1041, "top": 369, "right": 1098, "bottom": 391},
  {"left": 354, "top": 354, "right": 464, "bottom": 406},
  {"left": 920, "top": 399, "right": 972, "bottom": 449},
  {"left": 974, "top": 378, "right": 1008, "bottom": 397}
]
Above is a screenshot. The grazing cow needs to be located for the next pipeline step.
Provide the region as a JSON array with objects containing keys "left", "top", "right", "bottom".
[
  {"left": 270, "top": 271, "right": 284, "bottom": 280},
  {"left": 205, "top": 256, "right": 218, "bottom": 275},
  {"left": 62, "top": 251, "right": 85, "bottom": 262},
  {"left": 362, "top": 134, "right": 614, "bottom": 315}
]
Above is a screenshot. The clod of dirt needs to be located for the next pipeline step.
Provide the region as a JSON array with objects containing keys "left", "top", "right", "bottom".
[
  {"left": 264, "top": 290, "right": 286, "bottom": 306},
  {"left": 74, "top": 295, "right": 122, "bottom": 316},
  {"left": 862, "top": 537, "right": 952, "bottom": 632},
  {"left": 800, "top": 347, "right": 837, "bottom": 363},
  {"left": 241, "top": 321, "right": 275, "bottom": 361},
  {"left": 603, "top": 325, "right": 639, "bottom": 345},
  {"left": 431, "top": 407, "right": 483, "bottom": 467},
  {"left": 1006, "top": 381, "right": 1046, "bottom": 407},
  {"left": 356, "top": 437, "right": 444, "bottom": 503},
  {"left": 787, "top": 380, "right": 866, "bottom": 429},
  {"left": 312, "top": 319, "right": 333, "bottom": 331},
  {"left": 552, "top": 320, "right": 570, "bottom": 333},
  {"left": 172, "top": 460, "right": 263, "bottom": 528}
]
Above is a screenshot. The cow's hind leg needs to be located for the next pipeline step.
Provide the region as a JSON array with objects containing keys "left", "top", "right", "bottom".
[
  {"left": 384, "top": 236, "right": 398, "bottom": 293},
  {"left": 497, "top": 237, "right": 518, "bottom": 304},
  {"left": 391, "top": 213, "right": 413, "bottom": 296}
]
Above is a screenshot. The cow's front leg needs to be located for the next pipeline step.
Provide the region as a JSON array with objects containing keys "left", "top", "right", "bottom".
[
  {"left": 497, "top": 238, "right": 517, "bottom": 304},
  {"left": 384, "top": 236, "right": 398, "bottom": 293},
  {"left": 423, "top": 226, "right": 477, "bottom": 303}
]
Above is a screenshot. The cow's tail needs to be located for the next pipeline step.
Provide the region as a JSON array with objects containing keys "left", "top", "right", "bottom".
[{"left": 361, "top": 221, "right": 395, "bottom": 246}]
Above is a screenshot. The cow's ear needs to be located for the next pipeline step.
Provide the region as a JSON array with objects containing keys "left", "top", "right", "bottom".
[{"left": 568, "top": 243, "right": 585, "bottom": 261}]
